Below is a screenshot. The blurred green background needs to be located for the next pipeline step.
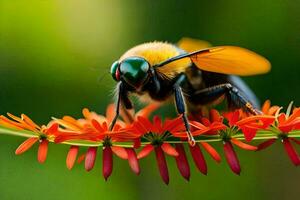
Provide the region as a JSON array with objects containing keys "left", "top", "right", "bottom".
[{"left": 0, "top": 0, "right": 299, "bottom": 200}]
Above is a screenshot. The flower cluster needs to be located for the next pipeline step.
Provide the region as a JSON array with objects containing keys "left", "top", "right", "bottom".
[{"left": 0, "top": 100, "right": 300, "bottom": 184}]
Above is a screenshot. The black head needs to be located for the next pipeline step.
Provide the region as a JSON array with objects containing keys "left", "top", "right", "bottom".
[{"left": 110, "top": 57, "right": 150, "bottom": 89}]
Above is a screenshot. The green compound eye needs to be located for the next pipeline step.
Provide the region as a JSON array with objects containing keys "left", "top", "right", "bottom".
[
  {"left": 110, "top": 61, "right": 120, "bottom": 81},
  {"left": 119, "top": 57, "right": 150, "bottom": 88}
]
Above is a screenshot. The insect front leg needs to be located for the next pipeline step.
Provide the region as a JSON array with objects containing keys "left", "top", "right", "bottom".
[
  {"left": 174, "top": 74, "right": 196, "bottom": 146},
  {"left": 191, "top": 83, "right": 260, "bottom": 115},
  {"left": 109, "top": 82, "right": 133, "bottom": 130}
]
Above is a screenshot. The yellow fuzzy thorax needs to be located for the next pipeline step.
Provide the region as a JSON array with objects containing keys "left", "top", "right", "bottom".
[{"left": 120, "top": 41, "right": 191, "bottom": 78}]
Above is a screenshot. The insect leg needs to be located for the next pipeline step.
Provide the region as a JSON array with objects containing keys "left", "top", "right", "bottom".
[
  {"left": 109, "top": 84, "right": 121, "bottom": 131},
  {"left": 109, "top": 82, "right": 133, "bottom": 130},
  {"left": 192, "top": 83, "right": 260, "bottom": 115},
  {"left": 174, "top": 74, "right": 196, "bottom": 146}
]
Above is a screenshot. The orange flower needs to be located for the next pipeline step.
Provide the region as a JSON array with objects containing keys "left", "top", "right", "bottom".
[
  {"left": 54, "top": 103, "right": 160, "bottom": 143},
  {"left": 193, "top": 110, "right": 259, "bottom": 175},
  {"left": 277, "top": 107, "right": 300, "bottom": 133},
  {"left": 224, "top": 110, "right": 275, "bottom": 142},
  {"left": 192, "top": 109, "right": 227, "bottom": 135},
  {"left": 186, "top": 110, "right": 223, "bottom": 175},
  {"left": 54, "top": 103, "right": 159, "bottom": 179},
  {"left": 191, "top": 108, "right": 274, "bottom": 142},
  {"left": 54, "top": 109, "right": 133, "bottom": 178},
  {"left": 0, "top": 113, "right": 59, "bottom": 163},
  {"left": 261, "top": 100, "right": 281, "bottom": 115},
  {"left": 189, "top": 109, "right": 262, "bottom": 175},
  {"left": 257, "top": 104, "right": 300, "bottom": 166},
  {"left": 136, "top": 116, "right": 184, "bottom": 159},
  {"left": 2, "top": 99, "right": 300, "bottom": 183},
  {"left": 134, "top": 115, "right": 187, "bottom": 184}
]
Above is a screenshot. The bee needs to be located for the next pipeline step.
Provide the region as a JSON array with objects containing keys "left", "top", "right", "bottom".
[{"left": 109, "top": 37, "right": 271, "bottom": 145}]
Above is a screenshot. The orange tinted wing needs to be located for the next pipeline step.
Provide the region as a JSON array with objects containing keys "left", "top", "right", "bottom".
[
  {"left": 177, "top": 37, "right": 212, "bottom": 53},
  {"left": 190, "top": 46, "right": 271, "bottom": 76}
]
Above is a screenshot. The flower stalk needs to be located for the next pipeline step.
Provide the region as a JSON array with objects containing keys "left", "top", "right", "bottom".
[
  {"left": 2, "top": 124, "right": 300, "bottom": 146},
  {"left": 1, "top": 100, "right": 300, "bottom": 184}
]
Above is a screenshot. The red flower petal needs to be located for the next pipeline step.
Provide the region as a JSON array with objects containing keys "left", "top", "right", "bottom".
[
  {"left": 268, "top": 106, "right": 280, "bottom": 115},
  {"left": 190, "top": 120, "right": 208, "bottom": 130},
  {"left": 54, "top": 130, "right": 102, "bottom": 143},
  {"left": 261, "top": 100, "right": 280, "bottom": 115},
  {"left": 286, "top": 108, "right": 300, "bottom": 124},
  {"left": 66, "top": 145, "right": 79, "bottom": 170},
  {"left": 231, "top": 138, "right": 257, "bottom": 151},
  {"left": 163, "top": 116, "right": 184, "bottom": 133},
  {"left": 21, "top": 114, "right": 39, "bottom": 129},
  {"left": 236, "top": 115, "right": 275, "bottom": 126},
  {"left": 200, "top": 117, "right": 211, "bottom": 126},
  {"left": 209, "top": 122, "right": 227, "bottom": 133},
  {"left": 111, "top": 146, "right": 128, "bottom": 159},
  {"left": 38, "top": 139, "right": 48, "bottom": 163},
  {"left": 223, "top": 142, "right": 241, "bottom": 175},
  {"left": 261, "top": 118, "right": 276, "bottom": 128},
  {"left": 102, "top": 122, "right": 108, "bottom": 131},
  {"left": 262, "top": 100, "right": 271, "bottom": 114},
  {"left": 175, "top": 144, "right": 190, "bottom": 181},
  {"left": 132, "top": 121, "right": 148, "bottom": 135},
  {"left": 282, "top": 139, "right": 300, "bottom": 166},
  {"left": 161, "top": 143, "right": 178, "bottom": 157},
  {"left": 295, "top": 123, "right": 300, "bottom": 130},
  {"left": 240, "top": 125, "right": 258, "bottom": 142},
  {"left": 278, "top": 113, "right": 286, "bottom": 124},
  {"left": 137, "top": 116, "right": 155, "bottom": 133},
  {"left": 6, "top": 113, "right": 35, "bottom": 131},
  {"left": 45, "top": 123, "right": 59, "bottom": 135},
  {"left": 126, "top": 148, "right": 140, "bottom": 175},
  {"left": 200, "top": 142, "right": 221, "bottom": 163},
  {"left": 256, "top": 139, "right": 276, "bottom": 151},
  {"left": 279, "top": 119, "right": 300, "bottom": 133},
  {"left": 0, "top": 115, "right": 24, "bottom": 130},
  {"left": 112, "top": 123, "right": 122, "bottom": 131},
  {"left": 85, "top": 147, "right": 97, "bottom": 171},
  {"left": 189, "top": 143, "right": 207, "bottom": 175},
  {"left": 278, "top": 123, "right": 294, "bottom": 133},
  {"left": 91, "top": 119, "right": 104, "bottom": 132},
  {"left": 155, "top": 146, "right": 169, "bottom": 185},
  {"left": 210, "top": 109, "right": 223, "bottom": 122},
  {"left": 137, "top": 144, "right": 154, "bottom": 159},
  {"left": 189, "top": 128, "right": 210, "bottom": 136},
  {"left": 103, "top": 146, "right": 113, "bottom": 181},
  {"left": 153, "top": 115, "right": 163, "bottom": 133},
  {"left": 15, "top": 137, "right": 38, "bottom": 155},
  {"left": 62, "top": 116, "right": 81, "bottom": 130},
  {"left": 226, "top": 110, "right": 240, "bottom": 127},
  {"left": 224, "top": 142, "right": 241, "bottom": 175}
]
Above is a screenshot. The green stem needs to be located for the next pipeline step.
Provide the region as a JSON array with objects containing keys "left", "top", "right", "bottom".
[
  {"left": 0, "top": 126, "right": 39, "bottom": 138},
  {"left": 1, "top": 125, "right": 300, "bottom": 147}
]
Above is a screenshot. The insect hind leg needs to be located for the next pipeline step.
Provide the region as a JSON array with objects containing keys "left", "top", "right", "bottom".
[
  {"left": 190, "top": 83, "right": 260, "bottom": 115},
  {"left": 226, "top": 85, "right": 260, "bottom": 114}
]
